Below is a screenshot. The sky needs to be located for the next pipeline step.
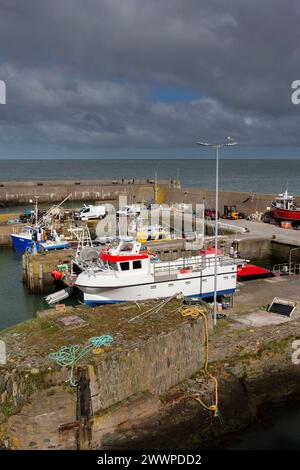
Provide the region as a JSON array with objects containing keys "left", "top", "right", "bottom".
[{"left": 0, "top": 0, "right": 300, "bottom": 158}]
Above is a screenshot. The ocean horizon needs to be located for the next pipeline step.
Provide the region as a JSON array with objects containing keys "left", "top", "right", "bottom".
[
  {"left": 1, "top": 157, "right": 300, "bottom": 194},
  {"left": 1, "top": 145, "right": 300, "bottom": 160}
]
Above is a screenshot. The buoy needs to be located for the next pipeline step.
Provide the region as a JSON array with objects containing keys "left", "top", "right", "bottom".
[{"left": 51, "top": 269, "right": 65, "bottom": 280}]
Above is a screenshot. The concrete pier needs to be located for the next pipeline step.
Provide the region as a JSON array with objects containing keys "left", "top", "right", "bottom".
[
  {"left": 0, "top": 224, "right": 25, "bottom": 246},
  {"left": 22, "top": 249, "right": 75, "bottom": 293},
  {"left": 164, "top": 187, "right": 300, "bottom": 215},
  {"left": 226, "top": 218, "right": 300, "bottom": 246},
  {"left": 0, "top": 178, "right": 172, "bottom": 206},
  {"left": 0, "top": 177, "right": 296, "bottom": 216}
]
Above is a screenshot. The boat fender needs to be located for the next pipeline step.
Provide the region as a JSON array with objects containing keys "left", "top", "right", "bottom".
[{"left": 51, "top": 269, "right": 65, "bottom": 280}]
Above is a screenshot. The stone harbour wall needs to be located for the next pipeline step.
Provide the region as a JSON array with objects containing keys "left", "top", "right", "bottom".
[
  {"left": 0, "top": 179, "right": 171, "bottom": 206},
  {"left": 88, "top": 318, "right": 206, "bottom": 414},
  {"left": 1, "top": 314, "right": 208, "bottom": 450}
]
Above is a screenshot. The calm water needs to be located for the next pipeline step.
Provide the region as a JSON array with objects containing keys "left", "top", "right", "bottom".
[
  {"left": 1, "top": 159, "right": 300, "bottom": 194},
  {"left": 225, "top": 403, "right": 300, "bottom": 449},
  {"left": 0, "top": 248, "right": 45, "bottom": 330}
]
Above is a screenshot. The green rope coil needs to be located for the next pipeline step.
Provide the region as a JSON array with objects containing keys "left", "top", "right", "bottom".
[
  {"left": 88, "top": 336, "right": 113, "bottom": 347},
  {"left": 49, "top": 335, "right": 113, "bottom": 387}
]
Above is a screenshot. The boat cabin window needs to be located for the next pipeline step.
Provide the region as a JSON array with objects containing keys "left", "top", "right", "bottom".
[
  {"left": 120, "top": 262, "right": 130, "bottom": 271},
  {"left": 133, "top": 260, "right": 142, "bottom": 269},
  {"left": 108, "top": 262, "right": 118, "bottom": 271}
]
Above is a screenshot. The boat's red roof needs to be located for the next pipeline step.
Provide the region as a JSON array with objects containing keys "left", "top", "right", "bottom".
[
  {"left": 200, "top": 248, "right": 222, "bottom": 255},
  {"left": 100, "top": 251, "right": 149, "bottom": 262}
]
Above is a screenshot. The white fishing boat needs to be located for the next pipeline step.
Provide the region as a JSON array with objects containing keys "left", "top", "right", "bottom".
[{"left": 75, "top": 240, "right": 241, "bottom": 305}]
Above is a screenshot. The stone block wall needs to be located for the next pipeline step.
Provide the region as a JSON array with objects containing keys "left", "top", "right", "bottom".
[
  {"left": 1, "top": 315, "right": 208, "bottom": 449},
  {"left": 89, "top": 317, "right": 206, "bottom": 414}
]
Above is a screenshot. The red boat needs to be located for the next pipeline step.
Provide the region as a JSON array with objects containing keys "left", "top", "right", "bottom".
[
  {"left": 271, "top": 190, "right": 300, "bottom": 221},
  {"left": 237, "top": 264, "right": 273, "bottom": 281}
]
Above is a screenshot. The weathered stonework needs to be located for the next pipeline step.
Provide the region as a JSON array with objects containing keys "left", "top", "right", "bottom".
[{"left": 0, "top": 300, "right": 208, "bottom": 449}]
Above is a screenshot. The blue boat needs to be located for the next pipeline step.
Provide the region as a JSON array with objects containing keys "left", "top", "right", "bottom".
[
  {"left": 11, "top": 194, "right": 72, "bottom": 253},
  {"left": 11, "top": 227, "right": 70, "bottom": 253}
]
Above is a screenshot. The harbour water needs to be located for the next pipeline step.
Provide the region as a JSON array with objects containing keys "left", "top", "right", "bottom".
[
  {"left": 225, "top": 403, "right": 300, "bottom": 449},
  {"left": 0, "top": 248, "right": 44, "bottom": 330}
]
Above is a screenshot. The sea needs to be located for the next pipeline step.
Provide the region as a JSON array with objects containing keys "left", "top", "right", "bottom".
[
  {"left": 1, "top": 158, "right": 300, "bottom": 194},
  {"left": 1, "top": 157, "right": 300, "bottom": 449}
]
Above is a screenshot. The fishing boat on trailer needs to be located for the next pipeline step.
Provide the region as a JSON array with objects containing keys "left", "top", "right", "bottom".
[
  {"left": 271, "top": 190, "right": 300, "bottom": 221},
  {"left": 75, "top": 240, "right": 242, "bottom": 305}
]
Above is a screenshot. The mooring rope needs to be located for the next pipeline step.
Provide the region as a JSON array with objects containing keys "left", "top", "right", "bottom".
[
  {"left": 178, "top": 306, "right": 220, "bottom": 419},
  {"left": 49, "top": 335, "right": 113, "bottom": 387}
]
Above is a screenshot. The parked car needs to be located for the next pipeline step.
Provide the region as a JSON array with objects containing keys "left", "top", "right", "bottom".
[{"left": 204, "top": 208, "right": 221, "bottom": 220}]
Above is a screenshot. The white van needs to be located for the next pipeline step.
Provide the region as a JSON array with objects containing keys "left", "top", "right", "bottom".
[
  {"left": 78, "top": 205, "right": 106, "bottom": 221},
  {"left": 117, "top": 204, "right": 141, "bottom": 217}
]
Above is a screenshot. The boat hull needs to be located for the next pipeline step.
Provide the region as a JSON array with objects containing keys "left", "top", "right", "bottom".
[
  {"left": 271, "top": 203, "right": 300, "bottom": 221},
  {"left": 77, "top": 271, "right": 237, "bottom": 305},
  {"left": 237, "top": 264, "right": 273, "bottom": 281},
  {"left": 11, "top": 234, "right": 34, "bottom": 253},
  {"left": 11, "top": 234, "right": 70, "bottom": 253}
]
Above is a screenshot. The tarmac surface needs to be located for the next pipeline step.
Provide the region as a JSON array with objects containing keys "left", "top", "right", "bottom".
[
  {"left": 227, "top": 219, "right": 300, "bottom": 245},
  {"left": 230, "top": 275, "right": 300, "bottom": 327}
]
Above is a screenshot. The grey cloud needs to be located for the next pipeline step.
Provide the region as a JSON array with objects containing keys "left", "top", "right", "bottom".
[{"left": 0, "top": 0, "right": 300, "bottom": 153}]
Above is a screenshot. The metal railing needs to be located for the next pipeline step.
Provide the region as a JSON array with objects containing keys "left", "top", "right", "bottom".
[
  {"left": 272, "top": 262, "right": 300, "bottom": 275},
  {"left": 153, "top": 255, "right": 236, "bottom": 281}
]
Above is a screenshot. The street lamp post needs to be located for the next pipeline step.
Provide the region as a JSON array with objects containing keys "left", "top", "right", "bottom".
[{"left": 197, "top": 137, "right": 237, "bottom": 325}]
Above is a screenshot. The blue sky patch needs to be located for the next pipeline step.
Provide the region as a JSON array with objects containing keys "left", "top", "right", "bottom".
[{"left": 149, "top": 84, "right": 207, "bottom": 103}]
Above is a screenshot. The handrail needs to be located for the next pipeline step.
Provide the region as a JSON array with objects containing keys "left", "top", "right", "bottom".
[{"left": 272, "top": 262, "right": 300, "bottom": 275}]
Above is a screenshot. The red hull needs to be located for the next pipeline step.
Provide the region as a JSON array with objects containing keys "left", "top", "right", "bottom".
[
  {"left": 271, "top": 204, "right": 300, "bottom": 221},
  {"left": 237, "top": 264, "right": 271, "bottom": 280}
]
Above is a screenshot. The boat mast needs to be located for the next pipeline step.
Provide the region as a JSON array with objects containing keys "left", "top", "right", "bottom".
[
  {"left": 155, "top": 171, "right": 158, "bottom": 203},
  {"left": 37, "top": 193, "right": 72, "bottom": 226},
  {"left": 34, "top": 196, "right": 39, "bottom": 228}
]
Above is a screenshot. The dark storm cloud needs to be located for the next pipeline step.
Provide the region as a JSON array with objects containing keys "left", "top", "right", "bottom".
[{"left": 0, "top": 0, "right": 300, "bottom": 153}]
